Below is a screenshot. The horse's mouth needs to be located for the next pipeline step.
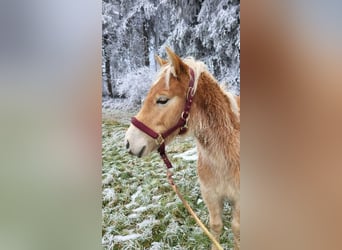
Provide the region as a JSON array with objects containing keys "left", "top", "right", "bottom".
[{"left": 137, "top": 146, "right": 146, "bottom": 158}]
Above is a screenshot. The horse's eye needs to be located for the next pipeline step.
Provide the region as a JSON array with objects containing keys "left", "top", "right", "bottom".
[{"left": 156, "top": 97, "right": 169, "bottom": 105}]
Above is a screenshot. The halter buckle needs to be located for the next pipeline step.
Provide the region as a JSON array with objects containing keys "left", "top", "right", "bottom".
[
  {"left": 181, "top": 111, "right": 190, "bottom": 122},
  {"left": 179, "top": 112, "right": 190, "bottom": 135},
  {"left": 155, "top": 134, "right": 164, "bottom": 146},
  {"left": 181, "top": 111, "right": 186, "bottom": 120}
]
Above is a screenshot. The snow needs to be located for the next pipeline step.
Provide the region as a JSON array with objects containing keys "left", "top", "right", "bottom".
[
  {"left": 137, "top": 218, "right": 159, "bottom": 229},
  {"left": 113, "top": 234, "right": 142, "bottom": 242},
  {"left": 152, "top": 194, "right": 162, "bottom": 202},
  {"left": 131, "top": 186, "right": 142, "bottom": 203},
  {"left": 127, "top": 213, "right": 140, "bottom": 219},
  {"left": 165, "top": 201, "right": 179, "bottom": 208},
  {"left": 102, "top": 1, "right": 239, "bottom": 247},
  {"left": 103, "top": 0, "right": 240, "bottom": 103},
  {"left": 102, "top": 188, "right": 115, "bottom": 202},
  {"left": 102, "top": 175, "right": 114, "bottom": 185},
  {"left": 125, "top": 186, "right": 143, "bottom": 208},
  {"left": 173, "top": 148, "right": 197, "bottom": 161},
  {"left": 102, "top": 119, "right": 233, "bottom": 249},
  {"left": 150, "top": 242, "right": 165, "bottom": 249},
  {"left": 132, "top": 204, "right": 159, "bottom": 213},
  {"left": 116, "top": 67, "right": 156, "bottom": 108}
]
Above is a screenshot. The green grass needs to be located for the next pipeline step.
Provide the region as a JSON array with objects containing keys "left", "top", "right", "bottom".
[{"left": 102, "top": 117, "right": 234, "bottom": 249}]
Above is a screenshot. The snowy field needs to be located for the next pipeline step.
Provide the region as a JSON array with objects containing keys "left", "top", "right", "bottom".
[{"left": 102, "top": 107, "right": 234, "bottom": 249}]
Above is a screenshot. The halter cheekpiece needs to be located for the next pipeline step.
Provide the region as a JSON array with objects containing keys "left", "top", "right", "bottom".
[{"left": 130, "top": 68, "right": 195, "bottom": 168}]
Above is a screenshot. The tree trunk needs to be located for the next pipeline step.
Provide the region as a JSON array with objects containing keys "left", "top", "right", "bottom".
[
  {"left": 103, "top": 34, "right": 113, "bottom": 98},
  {"left": 105, "top": 57, "right": 113, "bottom": 98},
  {"left": 143, "top": 19, "right": 149, "bottom": 66}
]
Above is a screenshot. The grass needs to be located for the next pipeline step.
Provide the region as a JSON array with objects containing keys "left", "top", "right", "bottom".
[{"left": 102, "top": 116, "right": 234, "bottom": 249}]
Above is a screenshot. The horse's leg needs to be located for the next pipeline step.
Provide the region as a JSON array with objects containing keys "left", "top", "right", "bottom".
[
  {"left": 197, "top": 150, "right": 224, "bottom": 249},
  {"left": 201, "top": 186, "right": 224, "bottom": 250},
  {"left": 231, "top": 201, "right": 240, "bottom": 250}
]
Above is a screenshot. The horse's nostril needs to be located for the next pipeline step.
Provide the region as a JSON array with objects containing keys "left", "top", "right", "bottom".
[
  {"left": 126, "top": 140, "right": 130, "bottom": 149},
  {"left": 137, "top": 146, "right": 146, "bottom": 158}
]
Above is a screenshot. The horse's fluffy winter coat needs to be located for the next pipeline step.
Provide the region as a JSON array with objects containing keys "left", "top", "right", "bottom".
[{"left": 125, "top": 48, "right": 240, "bottom": 250}]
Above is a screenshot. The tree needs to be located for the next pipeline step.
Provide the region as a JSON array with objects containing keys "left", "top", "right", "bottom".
[{"left": 102, "top": 0, "right": 240, "bottom": 103}]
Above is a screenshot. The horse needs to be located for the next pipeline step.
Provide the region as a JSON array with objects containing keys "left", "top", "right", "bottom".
[{"left": 125, "top": 47, "right": 240, "bottom": 250}]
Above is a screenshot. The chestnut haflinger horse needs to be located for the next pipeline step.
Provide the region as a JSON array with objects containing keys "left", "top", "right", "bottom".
[{"left": 125, "top": 48, "right": 240, "bottom": 250}]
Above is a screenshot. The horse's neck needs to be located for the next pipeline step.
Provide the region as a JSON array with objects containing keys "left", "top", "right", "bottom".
[
  {"left": 190, "top": 72, "right": 240, "bottom": 161},
  {"left": 191, "top": 72, "right": 239, "bottom": 132}
]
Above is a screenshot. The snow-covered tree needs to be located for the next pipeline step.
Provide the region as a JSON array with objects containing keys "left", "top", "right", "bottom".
[{"left": 102, "top": 0, "right": 240, "bottom": 105}]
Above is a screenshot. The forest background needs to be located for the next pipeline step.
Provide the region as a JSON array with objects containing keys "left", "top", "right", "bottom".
[{"left": 102, "top": 0, "right": 240, "bottom": 109}]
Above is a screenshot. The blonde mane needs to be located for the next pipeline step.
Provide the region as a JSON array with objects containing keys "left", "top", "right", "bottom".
[
  {"left": 153, "top": 56, "right": 240, "bottom": 124},
  {"left": 154, "top": 57, "right": 209, "bottom": 94}
]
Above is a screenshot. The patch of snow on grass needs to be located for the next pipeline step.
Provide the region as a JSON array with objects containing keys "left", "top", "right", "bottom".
[
  {"left": 152, "top": 194, "right": 162, "bottom": 201},
  {"left": 125, "top": 186, "right": 143, "bottom": 209},
  {"left": 127, "top": 213, "right": 140, "bottom": 219},
  {"left": 102, "top": 119, "right": 233, "bottom": 249},
  {"left": 165, "top": 201, "right": 179, "bottom": 208},
  {"left": 132, "top": 204, "right": 159, "bottom": 213},
  {"left": 103, "top": 188, "right": 115, "bottom": 202},
  {"left": 137, "top": 217, "right": 159, "bottom": 229},
  {"left": 102, "top": 175, "right": 114, "bottom": 185},
  {"left": 150, "top": 242, "right": 165, "bottom": 249},
  {"left": 173, "top": 147, "right": 197, "bottom": 161},
  {"left": 113, "top": 233, "right": 142, "bottom": 242},
  {"left": 131, "top": 186, "right": 142, "bottom": 203}
]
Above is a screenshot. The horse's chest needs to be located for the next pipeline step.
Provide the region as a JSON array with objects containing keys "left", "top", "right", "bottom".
[{"left": 197, "top": 148, "right": 238, "bottom": 200}]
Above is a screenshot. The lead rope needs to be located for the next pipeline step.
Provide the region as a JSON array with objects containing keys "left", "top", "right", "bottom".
[
  {"left": 166, "top": 170, "right": 223, "bottom": 250},
  {"left": 158, "top": 143, "right": 223, "bottom": 250}
]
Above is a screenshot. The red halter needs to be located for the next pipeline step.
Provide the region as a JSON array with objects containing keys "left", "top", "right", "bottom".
[{"left": 130, "top": 68, "right": 195, "bottom": 168}]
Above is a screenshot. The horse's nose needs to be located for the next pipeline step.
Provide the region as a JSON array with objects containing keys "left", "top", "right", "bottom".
[{"left": 126, "top": 140, "right": 130, "bottom": 150}]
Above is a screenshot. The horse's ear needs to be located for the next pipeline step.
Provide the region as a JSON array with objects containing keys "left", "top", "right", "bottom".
[
  {"left": 166, "top": 47, "right": 188, "bottom": 77},
  {"left": 155, "top": 55, "right": 168, "bottom": 66}
]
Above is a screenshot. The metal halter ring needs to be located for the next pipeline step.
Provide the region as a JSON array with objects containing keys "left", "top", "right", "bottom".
[
  {"left": 181, "top": 111, "right": 189, "bottom": 120},
  {"left": 186, "top": 86, "right": 195, "bottom": 99}
]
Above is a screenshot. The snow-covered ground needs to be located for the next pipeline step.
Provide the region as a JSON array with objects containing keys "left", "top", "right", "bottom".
[
  {"left": 173, "top": 148, "right": 198, "bottom": 162},
  {"left": 102, "top": 115, "right": 234, "bottom": 249}
]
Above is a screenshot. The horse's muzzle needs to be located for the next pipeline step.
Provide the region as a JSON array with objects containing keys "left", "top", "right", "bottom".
[{"left": 126, "top": 138, "right": 146, "bottom": 158}]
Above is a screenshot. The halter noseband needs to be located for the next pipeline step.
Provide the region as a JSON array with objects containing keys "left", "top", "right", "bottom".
[{"left": 130, "top": 68, "right": 195, "bottom": 169}]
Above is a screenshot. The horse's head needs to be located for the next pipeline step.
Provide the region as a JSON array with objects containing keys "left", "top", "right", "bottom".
[{"left": 125, "top": 48, "right": 192, "bottom": 157}]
